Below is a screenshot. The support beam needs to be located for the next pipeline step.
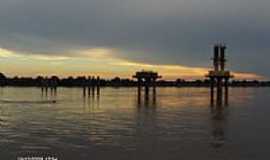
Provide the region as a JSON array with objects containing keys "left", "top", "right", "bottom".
[
  {"left": 133, "top": 71, "right": 161, "bottom": 106},
  {"left": 206, "top": 44, "right": 233, "bottom": 107},
  {"left": 97, "top": 76, "right": 100, "bottom": 96}
]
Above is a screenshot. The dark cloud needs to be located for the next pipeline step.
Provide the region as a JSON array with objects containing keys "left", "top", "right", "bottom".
[{"left": 0, "top": 0, "right": 270, "bottom": 77}]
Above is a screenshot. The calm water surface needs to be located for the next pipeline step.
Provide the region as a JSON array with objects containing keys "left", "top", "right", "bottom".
[{"left": 0, "top": 87, "right": 270, "bottom": 160}]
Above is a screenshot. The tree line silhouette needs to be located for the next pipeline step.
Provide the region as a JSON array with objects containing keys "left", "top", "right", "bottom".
[{"left": 0, "top": 72, "right": 270, "bottom": 87}]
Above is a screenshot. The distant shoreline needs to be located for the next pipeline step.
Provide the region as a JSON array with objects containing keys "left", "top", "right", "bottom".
[
  {"left": 1, "top": 73, "right": 270, "bottom": 88},
  {"left": 1, "top": 83, "right": 270, "bottom": 88}
]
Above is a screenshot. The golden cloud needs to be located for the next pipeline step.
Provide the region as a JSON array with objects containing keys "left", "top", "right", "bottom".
[{"left": 0, "top": 47, "right": 265, "bottom": 80}]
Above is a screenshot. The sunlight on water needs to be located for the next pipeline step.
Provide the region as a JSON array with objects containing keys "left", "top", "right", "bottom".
[{"left": 0, "top": 87, "right": 269, "bottom": 160}]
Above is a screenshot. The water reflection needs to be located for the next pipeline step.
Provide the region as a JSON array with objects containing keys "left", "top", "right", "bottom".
[
  {"left": 209, "top": 86, "right": 229, "bottom": 148},
  {"left": 0, "top": 100, "right": 8, "bottom": 128},
  {"left": 210, "top": 86, "right": 229, "bottom": 108},
  {"left": 210, "top": 102, "right": 228, "bottom": 149},
  {"left": 0, "top": 105, "right": 4, "bottom": 127},
  {"left": 50, "top": 88, "right": 57, "bottom": 97},
  {"left": 137, "top": 89, "right": 157, "bottom": 108},
  {"left": 0, "top": 87, "right": 3, "bottom": 97},
  {"left": 135, "top": 90, "right": 158, "bottom": 160},
  {"left": 0, "top": 87, "right": 263, "bottom": 159},
  {"left": 83, "top": 91, "right": 100, "bottom": 113},
  {"left": 41, "top": 88, "right": 55, "bottom": 104}
]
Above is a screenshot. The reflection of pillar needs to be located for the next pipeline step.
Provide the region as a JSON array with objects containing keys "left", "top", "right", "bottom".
[
  {"left": 97, "top": 76, "right": 100, "bottom": 96},
  {"left": 152, "top": 78, "right": 156, "bottom": 95},
  {"left": 54, "top": 87, "right": 57, "bottom": 96},
  {"left": 45, "top": 88, "right": 48, "bottom": 96},
  {"left": 41, "top": 87, "right": 44, "bottom": 95},
  {"left": 144, "top": 90, "right": 150, "bottom": 107},
  {"left": 137, "top": 78, "right": 142, "bottom": 108},
  {"left": 88, "top": 87, "right": 91, "bottom": 96},
  {"left": 83, "top": 86, "right": 86, "bottom": 97},
  {"left": 224, "top": 78, "right": 229, "bottom": 106},
  {"left": 137, "top": 91, "right": 141, "bottom": 107},
  {"left": 83, "top": 78, "right": 86, "bottom": 97},
  {"left": 45, "top": 86, "right": 48, "bottom": 96},
  {"left": 91, "top": 77, "right": 95, "bottom": 97},
  {"left": 136, "top": 84, "right": 143, "bottom": 109},
  {"left": 138, "top": 78, "right": 142, "bottom": 98},
  {"left": 144, "top": 78, "right": 151, "bottom": 95},
  {"left": 88, "top": 76, "right": 91, "bottom": 96},
  {"left": 216, "top": 78, "right": 223, "bottom": 106},
  {"left": 211, "top": 108, "right": 225, "bottom": 148},
  {"left": 210, "top": 77, "right": 214, "bottom": 106},
  {"left": 153, "top": 86, "right": 156, "bottom": 107},
  {"left": 145, "top": 78, "right": 149, "bottom": 100},
  {"left": 97, "top": 92, "right": 100, "bottom": 106},
  {"left": 50, "top": 87, "right": 53, "bottom": 96}
]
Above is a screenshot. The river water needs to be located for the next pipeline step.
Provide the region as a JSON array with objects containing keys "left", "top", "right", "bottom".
[{"left": 0, "top": 87, "right": 269, "bottom": 160}]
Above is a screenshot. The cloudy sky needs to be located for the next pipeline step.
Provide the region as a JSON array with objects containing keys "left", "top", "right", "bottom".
[{"left": 0, "top": 0, "right": 269, "bottom": 79}]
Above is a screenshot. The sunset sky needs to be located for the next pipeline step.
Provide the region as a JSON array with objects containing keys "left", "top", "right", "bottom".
[{"left": 0, "top": 0, "right": 269, "bottom": 80}]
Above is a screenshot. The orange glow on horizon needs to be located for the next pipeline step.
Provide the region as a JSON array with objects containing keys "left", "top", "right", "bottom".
[{"left": 0, "top": 47, "right": 266, "bottom": 80}]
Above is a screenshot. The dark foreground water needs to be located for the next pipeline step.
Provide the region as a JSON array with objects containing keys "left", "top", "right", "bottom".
[{"left": 0, "top": 87, "right": 270, "bottom": 160}]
